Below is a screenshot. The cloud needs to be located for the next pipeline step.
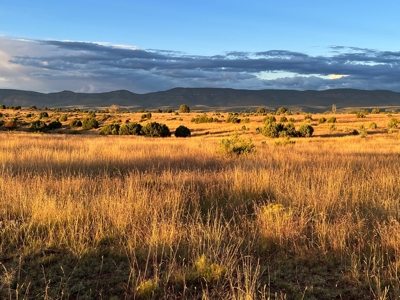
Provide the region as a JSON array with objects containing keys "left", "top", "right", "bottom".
[{"left": 1, "top": 36, "right": 400, "bottom": 93}]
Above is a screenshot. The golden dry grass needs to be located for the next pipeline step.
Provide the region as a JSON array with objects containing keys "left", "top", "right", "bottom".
[{"left": 1, "top": 110, "right": 400, "bottom": 299}]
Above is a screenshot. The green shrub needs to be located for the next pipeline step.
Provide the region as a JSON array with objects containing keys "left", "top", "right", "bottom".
[
  {"left": 141, "top": 112, "right": 152, "bottom": 120},
  {"left": 47, "top": 121, "right": 62, "bottom": 130},
  {"left": 219, "top": 134, "right": 255, "bottom": 156},
  {"left": 30, "top": 120, "right": 47, "bottom": 132},
  {"left": 82, "top": 117, "right": 99, "bottom": 130},
  {"left": 69, "top": 119, "right": 82, "bottom": 128},
  {"left": 327, "top": 116, "right": 337, "bottom": 123},
  {"left": 304, "top": 113, "right": 313, "bottom": 121},
  {"left": 263, "top": 116, "right": 276, "bottom": 124},
  {"left": 142, "top": 122, "right": 171, "bottom": 137},
  {"left": 279, "top": 116, "right": 288, "bottom": 122},
  {"left": 226, "top": 113, "right": 241, "bottom": 123},
  {"left": 276, "top": 107, "right": 287, "bottom": 115},
  {"left": 59, "top": 114, "right": 68, "bottom": 122},
  {"left": 179, "top": 104, "right": 190, "bottom": 113},
  {"left": 387, "top": 118, "right": 399, "bottom": 129},
  {"left": 175, "top": 125, "right": 191, "bottom": 137},
  {"left": 356, "top": 110, "right": 368, "bottom": 118},
  {"left": 369, "top": 122, "right": 378, "bottom": 129},
  {"left": 39, "top": 111, "right": 49, "bottom": 119},
  {"left": 371, "top": 108, "right": 380, "bottom": 114},
  {"left": 99, "top": 123, "right": 120, "bottom": 135},
  {"left": 191, "top": 114, "right": 217, "bottom": 123},
  {"left": 297, "top": 124, "right": 314, "bottom": 137},
  {"left": 256, "top": 107, "right": 266, "bottom": 114},
  {"left": 289, "top": 117, "right": 296, "bottom": 123},
  {"left": 119, "top": 123, "right": 143, "bottom": 135},
  {"left": 318, "top": 117, "right": 327, "bottom": 124}
]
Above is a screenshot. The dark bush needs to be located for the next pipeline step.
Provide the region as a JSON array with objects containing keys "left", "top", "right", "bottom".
[
  {"left": 39, "top": 111, "right": 49, "bottom": 119},
  {"left": 179, "top": 104, "right": 190, "bottom": 113},
  {"left": 99, "top": 123, "right": 120, "bottom": 135},
  {"left": 175, "top": 125, "right": 191, "bottom": 137},
  {"left": 297, "top": 124, "right": 314, "bottom": 137},
  {"left": 82, "top": 117, "right": 99, "bottom": 130},
  {"left": 69, "top": 119, "right": 82, "bottom": 128},
  {"left": 119, "top": 123, "right": 143, "bottom": 135},
  {"left": 142, "top": 122, "right": 171, "bottom": 137},
  {"left": 30, "top": 120, "right": 48, "bottom": 132},
  {"left": 59, "top": 114, "right": 68, "bottom": 122},
  {"left": 47, "top": 121, "right": 62, "bottom": 130}
]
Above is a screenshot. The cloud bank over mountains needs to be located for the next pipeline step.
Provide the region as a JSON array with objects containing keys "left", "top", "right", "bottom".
[{"left": 1, "top": 36, "right": 399, "bottom": 93}]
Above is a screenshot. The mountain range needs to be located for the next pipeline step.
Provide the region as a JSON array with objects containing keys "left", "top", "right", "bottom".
[{"left": 1, "top": 88, "right": 400, "bottom": 111}]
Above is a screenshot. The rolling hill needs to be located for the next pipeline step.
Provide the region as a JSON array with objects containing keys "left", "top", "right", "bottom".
[{"left": 1, "top": 88, "right": 400, "bottom": 111}]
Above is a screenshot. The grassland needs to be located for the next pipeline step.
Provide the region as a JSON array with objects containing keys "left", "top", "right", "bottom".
[{"left": 1, "top": 108, "right": 400, "bottom": 299}]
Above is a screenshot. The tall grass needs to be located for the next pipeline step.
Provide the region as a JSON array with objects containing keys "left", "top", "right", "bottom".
[{"left": 1, "top": 133, "right": 400, "bottom": 299}]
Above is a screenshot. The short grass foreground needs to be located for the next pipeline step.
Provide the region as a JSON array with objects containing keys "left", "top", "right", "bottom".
[{"left": 1, "top": 130, "right": 400, "bottom": 298}]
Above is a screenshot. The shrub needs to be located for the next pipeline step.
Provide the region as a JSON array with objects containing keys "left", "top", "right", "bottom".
[
  {"left": 356, "top": 110, "right": 368, "bottom": 118},
  {"left": 82, "top": 117, "right": 99, "bottom": 130},
  {"left": 47, "top": 121, "right": 62, "bottom": 130},
  {"left": 327, "top": 116, "right": 337, "bottom": 123},
  {"left": 280, "top": 116, "right": 288, "bottom": 122},
  {"left": 304, "top": 113, "right": 313, "bottom": 121},
  {"left": 318, "top": 117, "right": 327, "bottom": 124},
  {"left": 141, "top": 112, "right": 152, "bottom": 120},
  {"left": 29, "top": 105, "right": 37, "bottom": 110},
  {"left": 142, "top": 122, "right": 171, "bottom": 137},
  {"left": 99, "top": 123, "right": 120, "bottom": 135},
  {"left": 387, "top": 118, "right": 399, "bottom": 129},
  {"left": 119, "top": 123, "right": 143, "bottom": 135},
  {"left": 226, "top": 113, "right": 241, "bottom": 123},
  {"left": 371, "top": 108, "right": 380, "bottom": 114},
  {"left": 263, "top": 116, "right": 276, "bottom": 124},
  {"left": 59, "top": 114, "right": 68, "bottom": 122},
  {"left": 289, "top": 117, "right": 296, "bottom": 123},
  {"left": 175, "top": 125, "right": 191, "bottom": 137},
  {"left": 69, "top": 119, "right": 82, "bottom": 128},
  {"left": 179, "top": 104, "right": 190, "bottom": 113},
  {"left": 256, "top": 107, "right": 266, "bottom": 114},
  {"left": 297, "top": 124, "right": 314, "bottom": 137},
  {"left": 369, "top": 122, "right": 378, "bottom": 129},
  {"left": 30, "top": 120, "right": 47, "bottom": 132},
  {"left": 219, "top": 134, "right": 255, "bottom": 156},
  {"left": 276, "top": 107, "right": 287, "bottom": 115},
  {"left": 191, "top": 114, "right": 216, "bottom": 123},
  {"left": 39, "top": 111, "right": 49, "bottom": 119}
]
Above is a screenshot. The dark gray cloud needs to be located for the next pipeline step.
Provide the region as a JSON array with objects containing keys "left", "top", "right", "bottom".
[{"left": 1, "top": 37, "right": 400, "bottom": 93}]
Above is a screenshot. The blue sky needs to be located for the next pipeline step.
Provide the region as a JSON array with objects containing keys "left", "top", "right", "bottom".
[{"left": 0, "top": 0, "right": 399, "bottom": 93}]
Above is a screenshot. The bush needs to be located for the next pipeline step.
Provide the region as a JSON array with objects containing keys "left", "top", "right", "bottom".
[
  {"left": 82, "top": 117, "right": 99, "bottom": 130},
  {"left": 256, "top": 107, "right": 266, "bottom": 114},
  {"left": 387, "top": 118, "right": 399, "bottom": 129},
  {"left": 226, "top": 113, "right": 241, "bottom": 123},
  {"left": 219, "top": 134, "right": 255, "bottom": 156},
  {"left": 279, "top": 116, "right": 288, "bottom": 122},
  {"left": 179, "top": 104, "right": 190, "bottom": 113},
  {"left": 69, "top": 119, "right": 82, "bottom": 128},
  {"left": 356, "top": 110, "right": 368, "bottom": 118},
  {"left": 39, "top": 111, "right": 49, "bottom": 119},
  {"left": 191, "top": 114, "right": 217, "bottom": 123},
  {"left": 142, "top": 122, "right": 171, "bottom": 137},
  {"left": 141, "top": 112, "right": 152, "bottom": 120},
  {"left": 297, "top": 124, "right": 314, "bottom": 137},
  {"left": 119, "top": 123, "right": 143, "bottom": 135},
  {"left": 304, "top": 113, "right": 313, "bottom": 121},
  {"left": 263, "top": 116, "right": 276, "bottom": 124},
  {"left": 30, "top": 120, "right": 47, "bottom": 132},
  {"left": 318, "top": 117, "right": 327, "bottom": 124},
  {"left": 369, "top": 122, "right": 378, "bottom": 129},
  {"left": 99, "top": 123, "right": 120, "bottom": 135},
  {"left": 59, "top": 114, "right": 68, "bottom": 122},
  {"left": 261, "top": 122, "right": 298, "bottom": 138},
  {"left": 175, "top": 125, "right": 191, "bottom": 137},
  {"left": 276, "top": 107, "right": 287, "bottom": 115},
  {"left": 371, "top": 108, "right": 380, "bottom": 114},
  {"left": 327, "top": 116, "right": 337, "bottom": 123},
  {"left": 47, "top": 121, "right": 62, "bottom": 130}
]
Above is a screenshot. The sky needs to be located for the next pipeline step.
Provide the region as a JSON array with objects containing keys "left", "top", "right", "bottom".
[{"left": 0, "top": 0, "right": 399, "bottom": 94}]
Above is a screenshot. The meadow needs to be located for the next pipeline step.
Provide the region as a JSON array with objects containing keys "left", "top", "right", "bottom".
[{"left": 1, "top": 108, "right": 400, "bottom": 299}]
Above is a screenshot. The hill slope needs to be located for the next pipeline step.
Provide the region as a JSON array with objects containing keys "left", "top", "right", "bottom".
[{"left": 1, "top": 88, "right": 400, "bottom": 111}]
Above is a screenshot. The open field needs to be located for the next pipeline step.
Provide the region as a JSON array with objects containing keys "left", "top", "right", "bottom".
[{"left": 1, "top": 109, "right": 400, "bottom": 299}]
